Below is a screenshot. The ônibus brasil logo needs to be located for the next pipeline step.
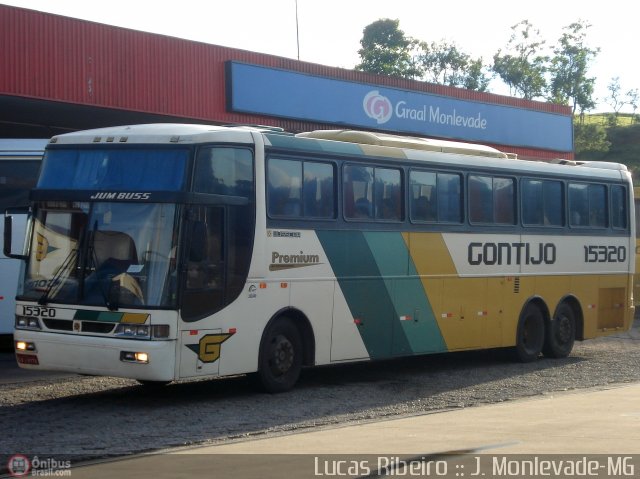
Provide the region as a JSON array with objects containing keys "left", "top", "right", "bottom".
[
  {"left": 7, "top": 455, "right": 30, "bottom": 477},
  {"left": 363, "top": 90, "right": 392, "bottom": 124}
]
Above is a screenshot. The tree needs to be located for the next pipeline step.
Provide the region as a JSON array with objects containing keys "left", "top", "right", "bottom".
[
  {"left": 573, "top": 122, "right": 610, "bottom": 158},
  {"left": 491, "top": 20, "right": 548, "bottom": 100},
  {"left": 548, "top": 21, "right": 599, "bottom": 115},
  {"left": 626, "top": 88, "right": 639, "bottom": 124},
  {"left": 462, "top": 58, "right": 491, "bottom": 92},
  {"left": 605, "top": 77, "right": 626, "bottom": 125},
  {"left": 355, "top": 19, "right": 422, "bottom": 79},
  {"left": 417, "top": 40, "right": 490, "bottom": 91}
]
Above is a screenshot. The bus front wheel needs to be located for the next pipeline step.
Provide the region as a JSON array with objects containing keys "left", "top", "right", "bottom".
[
  {"left": 543, "top": 303, "right": 576, "bottom": 358},
  {"left": 256, "top": 318, "right": 303, "bottom": 393},
  {"left": 513, "top": 303, "right": 545, "bottom": 362}
]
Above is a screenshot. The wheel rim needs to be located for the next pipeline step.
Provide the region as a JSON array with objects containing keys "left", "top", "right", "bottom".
[{"left": 268, "top": 334, "right": 294, "bottom": 377}]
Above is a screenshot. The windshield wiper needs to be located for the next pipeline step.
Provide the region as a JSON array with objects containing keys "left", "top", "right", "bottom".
[{"left": 38, "top": 247, "right": 79, "bottom": 305}]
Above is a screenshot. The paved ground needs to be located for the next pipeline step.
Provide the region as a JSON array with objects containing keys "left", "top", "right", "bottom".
[
  {"left": 0, "top": 352, "right": 74, "bottom": 384},
  {"left": 67, "top": 383, "right": 640, "bottom": 478}
]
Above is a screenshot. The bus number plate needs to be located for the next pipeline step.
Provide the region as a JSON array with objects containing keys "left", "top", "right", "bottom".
[{"left": 21, "top": 306, "right": 56, "bottom": 318}]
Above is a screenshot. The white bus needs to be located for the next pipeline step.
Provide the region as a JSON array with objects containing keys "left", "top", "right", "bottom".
[
  {"left": 8, "top": 125, "right": 634, "bottom": 392},
  {"left": 0, "top": 139, "right": 45, "bottom": 340}
]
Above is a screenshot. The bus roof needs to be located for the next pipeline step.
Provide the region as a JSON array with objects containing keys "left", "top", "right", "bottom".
[
  {"left": 48, "top": 124, "right": 261, "bottom": 145},
  {"left": 297, "top": 129, "right": 509, "bottom": 159},
  {"left": 46, "top": 124, "right": 629, "bottom": 182}
]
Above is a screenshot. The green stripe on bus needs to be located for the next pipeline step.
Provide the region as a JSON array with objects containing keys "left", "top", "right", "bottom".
[
  {"left": 317, "top": 230, "right": 405, "bottom": 359},
  {"left": 363, "top": 232, "right": 447, "bottom": 354},
  {"left": 73, "top": 310, "right": 123, "bottom": 323}
]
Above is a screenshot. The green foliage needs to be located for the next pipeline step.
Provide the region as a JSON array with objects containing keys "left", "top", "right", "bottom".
[
  {"left": 604, "top": 124, "right": 640, "bottom": 177},
  {"left": 492, "top": 20, "right": 548, "bottom": 100},
  {"left": 355, "top": 19, "right": 421, "bottom": 78},
  {"left": 548, "top": 21, "right": 599, "bottom": 114},
  {"left": 575, "top": 117, "right": 640, "bottom": 179},
  {"left": 417, "top": 41, "right": 490, "bottom": 91},
  {"left": 573, "top": 122, "right": 610, "bottom": 159}
]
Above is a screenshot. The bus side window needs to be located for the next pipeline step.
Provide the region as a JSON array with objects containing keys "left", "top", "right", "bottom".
[
  {"left": 344, "top": 165, "right": 373, "bottom": 220},
  {"left": 268, "top": 158, "right": 302, "bottom": 217},
  {"left": 194, "top": 147, "right": 253, "bottom": 198},
  {"left": 469, "top": 175, "right": 492, "bottom": 223},
  {"left": 569, "top": 183, "right": 588, "bottom": 227},
  {"left": 374, "top": 167, "right": 401, "bottom": 221},
  {"left": 611, "top": 185, "right": 627, "bottom": 229}
]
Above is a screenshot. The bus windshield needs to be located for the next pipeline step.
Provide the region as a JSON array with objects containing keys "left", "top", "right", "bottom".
[
  {"left": 37, "top": 148, "right": 188, "bottom": 190},
  {"left": 22, "top": 201, "right": 178, "bottom": 309}
]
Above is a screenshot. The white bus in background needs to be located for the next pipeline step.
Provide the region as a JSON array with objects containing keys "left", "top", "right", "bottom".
[{"left": 0, "top": 139, "right": 46, "bottom": 340}]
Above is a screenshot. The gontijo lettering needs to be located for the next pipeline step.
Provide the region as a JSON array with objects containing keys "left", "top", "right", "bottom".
[{"left": 468, "top": 242, "right": 556, "bottom": 265}]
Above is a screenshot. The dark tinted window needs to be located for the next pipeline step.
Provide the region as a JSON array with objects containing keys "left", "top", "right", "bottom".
[
  {"left": 522, "top": 179, "right": 563, "bottom": 227},
  {"left": 0, "top": 160, "right": 40, "bottom": 211},
  {"left": 469, "top": 175, "right": 515, "bottom": 225},
  {"left": 194, "top": 147, "right": 254, "bottom": 198},
  {"left": 569, "top": 183, "right": 606, "bottom": 228},
  {"left": 344, "top": 165, "right": 401, "bottom": 221},
  {"left": 410, "top": 170, "right": 462, "bottom": 223},
  {"left": 39, "top": 149, "right": 188, "bottom": 191},
  {"left": 611, "top": 185, "right": 627, "bottom": 229},
  {"left": 268, "top": 158, "right": 335, "bottom": 218}
]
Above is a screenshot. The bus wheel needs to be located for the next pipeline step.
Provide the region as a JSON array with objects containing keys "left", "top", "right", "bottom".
[
  {"left": 257, "top": 318, "right": 303, "bottom": 393},
  {"left": 543, "top": 303, "right": 576, "bottom": 358},
  {"left": 513, "top": 303, "right": 545, "bottom": 362}
]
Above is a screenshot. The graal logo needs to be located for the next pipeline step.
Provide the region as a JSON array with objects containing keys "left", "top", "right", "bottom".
[{"left": 363, "top": 90, "right": 392, "bottom": 124}]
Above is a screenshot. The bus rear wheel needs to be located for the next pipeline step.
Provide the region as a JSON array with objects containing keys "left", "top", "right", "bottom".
[
  {"left": 256, "top": 318, "right": 302, "bottom": 393},
  {"left": 513, "top": 303, "right": 545, "bottom": 362},
  {"left": 543, "top": 303, "right": 576, "bottom": 358}
]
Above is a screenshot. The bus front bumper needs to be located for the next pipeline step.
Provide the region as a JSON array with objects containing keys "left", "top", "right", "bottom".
[{"left": 14, "top": 330, "right": 176, "bottom": 382}]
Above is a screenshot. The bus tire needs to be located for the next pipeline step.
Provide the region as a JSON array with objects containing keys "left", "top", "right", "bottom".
[
  {"left": 513, "top": 303, "right": 545, "bottom": 362},
  {"left": 542, "top": 303, "right": 576, "bottom": 358},
  {"left": 256, "top": 318, "right": 303, "bottom": 393}
]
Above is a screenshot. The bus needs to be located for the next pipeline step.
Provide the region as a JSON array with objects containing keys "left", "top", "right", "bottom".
[
  {"left": 0, "top": 139, "right": 45, "bottom": 341},
  {"left": 7, "top": 124, "right": 634, "bottom": 392}
]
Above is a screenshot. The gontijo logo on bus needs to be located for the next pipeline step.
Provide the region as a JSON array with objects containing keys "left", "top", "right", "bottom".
[{"left": 363, "top": 90, "right": 488, "bottom": 130}]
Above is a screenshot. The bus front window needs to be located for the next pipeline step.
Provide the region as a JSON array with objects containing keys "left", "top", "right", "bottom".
[{"left": 23, "top": 202, "right": 179, "bottom": 309}]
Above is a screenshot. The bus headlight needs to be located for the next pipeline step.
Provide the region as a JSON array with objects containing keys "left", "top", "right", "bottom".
[
  {"left": 114, "top": 324, "right": 170, "bottom": 339},
  {"left": 115, "top": 324, "right": 150, "bottom": 338},
  {"left": 15, "top": 316, "right": 41, "bottom": 330}
]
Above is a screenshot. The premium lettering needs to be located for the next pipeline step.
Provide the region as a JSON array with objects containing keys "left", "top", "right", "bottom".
[{"left": 269, "top": 251, "right": 320, "bottom": 271}]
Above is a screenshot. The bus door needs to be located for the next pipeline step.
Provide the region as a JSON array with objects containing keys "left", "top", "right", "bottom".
[
  {"left": 178, "top": 203, "right": 253, "bottom": 377},
  {"left": 179, "top": 206, "right": 226, "bottom": 378}
]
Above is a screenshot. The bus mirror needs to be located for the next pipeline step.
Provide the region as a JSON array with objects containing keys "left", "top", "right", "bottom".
[
  {"left": 3, "top": 212, "right": 28, "bottom": 260},
  {"left": 189, "top": 221, "right": 207, "bottom": 262}
]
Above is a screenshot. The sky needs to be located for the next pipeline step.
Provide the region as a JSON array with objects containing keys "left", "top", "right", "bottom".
[{"left": 3, "top": 0, "right": 638, "bottom": 113}]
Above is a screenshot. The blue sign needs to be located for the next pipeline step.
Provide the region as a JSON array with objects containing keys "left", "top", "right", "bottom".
[{"left": 227, "top": 62, "right": 573, "bottom": 152}]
